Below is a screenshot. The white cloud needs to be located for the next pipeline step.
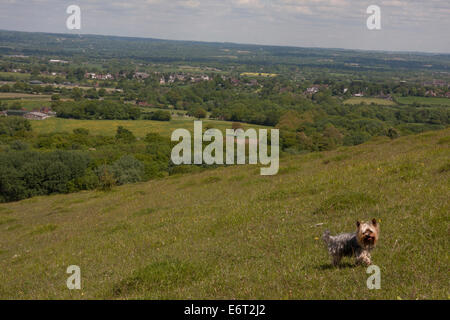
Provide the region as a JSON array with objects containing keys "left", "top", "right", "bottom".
[
  {"left": 179, "top": 0, "right": 201, "bottom": 8},
  {"left": 232, "top": 0, "right": 265, "bottom": 8},
  {"left": 0, "top": 0, "right": 448, "bottom": 52}
]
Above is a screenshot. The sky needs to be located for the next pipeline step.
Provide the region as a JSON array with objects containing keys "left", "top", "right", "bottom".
[{"left": 0, "top": 0, "right": 449, "bottom": 53}]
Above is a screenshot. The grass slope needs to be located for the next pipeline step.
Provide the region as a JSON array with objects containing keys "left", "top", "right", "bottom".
[{"left": 0, "top": 129, "right": 449, "bottom": 299}]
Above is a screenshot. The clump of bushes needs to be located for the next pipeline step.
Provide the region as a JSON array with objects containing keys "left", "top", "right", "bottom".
[
  {"left": 143, "top": 110, "right": 171, "bottom": 121},
  {"left": 0, "top": 117, "right": 31, "bottom": 137},
  {"left": 0, "top": 150, "right": 91, "bottom": 202},
  {"left": 53, "top": 100, "right": 141, "bottom": 120},
  {"left": 0, "top": 124, "right": 175, "bottom": 202},
  {"left": 108, "top": 155, "right": 146, "bottom": 185}
]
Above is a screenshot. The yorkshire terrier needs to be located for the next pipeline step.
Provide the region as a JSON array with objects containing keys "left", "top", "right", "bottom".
[{"left": 323, "top": 219, "right": 380, "bottom": 266}]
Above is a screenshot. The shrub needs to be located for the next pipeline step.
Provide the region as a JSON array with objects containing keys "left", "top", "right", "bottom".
[
  {"left": 53, "top": 100, "right": 141, "bottom": 120},
  {"left": 110, "top": 155, "right": 145, "bottom": 185},
  {"left": 343, "top": 132, "right": 372, "bottom": 146},
  {"left": 387, "top": 127, "right": 400, "bottom": 139},
  {"left": 0, "top": 150, "right": 91, "bottom": 202},
  {"left": 9, "top": 140, "right": 29, "bottom": 151},
  {"left": 97, "top": 166, "right": 116, "bottom": 191},
  {"left": 115, "top": 126, "right": 136, "bottom": 143},
  {"left": 193, "top": 108, "right": 207, "bottom": 119},
  {"left": 73, "top": 128, "right": 90, "bottom": 135},
  {"left": 0, "top": 117, "right": 32, "bottom": 136},
  {"left": 69, "top": 168, "right": 99, "bottom": 191},
  {"left": 144, "top": 110, "right": 171, "bottom": 121}
]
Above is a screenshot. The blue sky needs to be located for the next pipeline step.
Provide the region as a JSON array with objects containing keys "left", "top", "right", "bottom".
[{"left": 0, "top": 0, "right": 449, "bottom": 53}]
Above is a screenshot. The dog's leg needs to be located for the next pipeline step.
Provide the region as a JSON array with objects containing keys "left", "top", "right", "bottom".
[
  {"left": 355, "top": 250, "right": 371, "bottom": 266},
  {"left": 332, "top": 255, "right": 342, "bottom": 267}
]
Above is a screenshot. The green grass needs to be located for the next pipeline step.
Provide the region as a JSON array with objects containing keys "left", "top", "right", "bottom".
[
  {"left": 140, "top": 107, "right": 209, "bottom": 119},
  {"left": 396, "top": 96, "right": 450, "bottom": 106},
  {"left": 0, "top": 93, "right": 53, "bottom": 111},
  {"left": 28, "top": 224, "right": 58, "bottom": 236},
  {"left": 314, "top": 192, "right": 378, "bottom": 215},
  {"left": 0, "top": 129, "right": 448, "bottom": 299},
  {"left": 240, "top": 72, "right": 278, "bottom": 77},
  {"left": 0, "top": 217, "right": 17, "bottom": 225},
  {"left": 1, "top": 99, "right": 52, "bottom": 111},
  {"left": 0, "top": 72, "right": 31, "bottom": 81},
  {"left": 0, "top": 72, "right": 56, "bottom": 81},
  {"left": 30, "top": 117, "right": 270, "bottom": 138},
  {"left": 133, "top": 208, "right": 157, "bottom": 217},
  {"left": 343, "top": 97, "right": 397, "bottom": 106},
  {"left": 0, "top": 93, "right": 52, "bottom": 99},
  {"left": 111, "top": 260, "right": 210, "bottom": 299},
  {"left": 342, "top": 95, "right": 450, "bottom": 107}
]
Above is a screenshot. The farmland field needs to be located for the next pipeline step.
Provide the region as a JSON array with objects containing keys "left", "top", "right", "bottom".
[
  {"left": 0, "top": 128, "right": 448, "bottom": 299},
  {"left": 31, "top": 117, "right": 270, "bottom": 138},
  {"left": 396, "top": 96, "right": 450, "bottom": 106},
  {"left": 0, "top": 92, "right": 52, "bottom": 99},
  {"left": 0, "top": 94, "right": 54, "bottom": 110},
  {"left": 343, "top": 97, "right": 397, "bottom": 106},
  {"left": 0, "top": 71, "right": 31, "bottom": 81},
  {"left": 0, "top": 71, "right": 56, "bottom": 81},
  {"left": 3, "top": 100, "right": 52, "bottom": 111},
  {"left": 240, "top": 72, "right": 278, "bottom": 77}
]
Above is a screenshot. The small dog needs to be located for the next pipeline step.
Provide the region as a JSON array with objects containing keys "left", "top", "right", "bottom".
[{"left": 323, "top": 219, "right": 379, "bottom": 266}]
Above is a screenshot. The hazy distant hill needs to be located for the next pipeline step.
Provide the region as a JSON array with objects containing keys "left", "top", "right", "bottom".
[{"left": 1, "top": 29, "right": 449, "bottom": 71}]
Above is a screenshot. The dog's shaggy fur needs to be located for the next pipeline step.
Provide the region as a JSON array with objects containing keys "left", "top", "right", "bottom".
[{"left": 323, "top": 219, "right": 380, "bottom": 266}]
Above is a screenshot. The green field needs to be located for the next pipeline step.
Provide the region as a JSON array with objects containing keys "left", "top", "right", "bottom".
[
  {"left": 0, "top": 92, "right": 53, "bottom": 112},
  {"left": 0, "top": 71, "right": 31, "bottom": 81},
  {"left": 0, "top": 129, "right": 448, "bottom": 299},
  {"left": 0, "top": 94, "right": 53, "bottom": 111},
  {"left": 0, "top": 93, "right": 52, "bottom": 99},
  {"left": 31, "top": 117, "right": 270, "bottom": 138},
  {"left": 0, "top": 72, "right": 56, "bottom": 81},
  {"left": 140, "top": 107, "right": 212, "bottom": 119},
  {"left": 343, "top": 97, "right": 397, "bottom": 106},
  {"left": 241, "top": 72, "right": 278, "bottom": 77},
  {"left": 7, "top": 100, "right": 52, "bottom": 110},
  {"left": 396, "top": 96, "right": 450, "bottom": 106}
]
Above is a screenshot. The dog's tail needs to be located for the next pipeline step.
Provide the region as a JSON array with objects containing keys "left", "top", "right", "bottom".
[{"left": 322, "top": 230, "right": 331, "bottom": 244}]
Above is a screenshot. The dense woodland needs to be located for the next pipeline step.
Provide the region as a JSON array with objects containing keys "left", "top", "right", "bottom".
[{"left": 0, "top": 117, "right": 173, "bottom": 202}]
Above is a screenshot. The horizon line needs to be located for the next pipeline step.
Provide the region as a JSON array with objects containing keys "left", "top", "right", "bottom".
[{"left": 1, "top": 28, "right": 450, "bottom": 56}]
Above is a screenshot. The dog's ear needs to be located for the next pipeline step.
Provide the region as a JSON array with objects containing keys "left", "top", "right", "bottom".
[
  {"left": 371, "top": 218, "right": 377, "bottom": 226},
  {"left": 356, "top": 220, "right": 360, "bottom": 228}
]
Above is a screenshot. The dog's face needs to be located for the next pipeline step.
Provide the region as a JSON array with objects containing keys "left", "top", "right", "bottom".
[{"left": 356, "top": 218, "right": 379, "bottom": 248}]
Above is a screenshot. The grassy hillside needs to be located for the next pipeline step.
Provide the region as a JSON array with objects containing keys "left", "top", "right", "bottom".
[{"left": 0, "top": 129, "right": 448, "bottom": 299}]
